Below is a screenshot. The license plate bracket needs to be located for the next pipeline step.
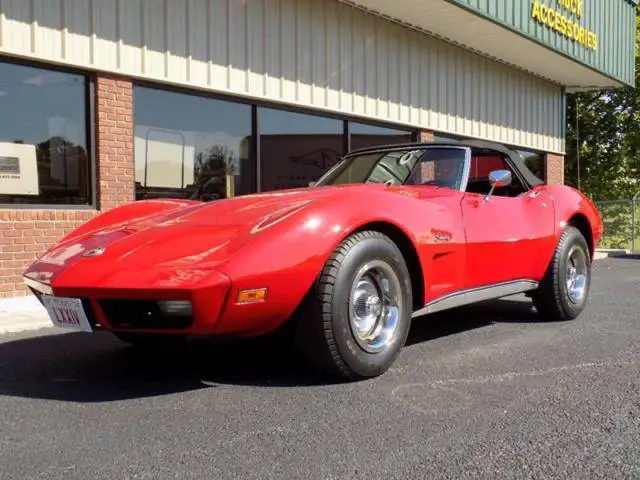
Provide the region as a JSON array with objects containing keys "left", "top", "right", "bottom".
[{"left": 41, "top": 296, "right": 93, "bottom": 333}]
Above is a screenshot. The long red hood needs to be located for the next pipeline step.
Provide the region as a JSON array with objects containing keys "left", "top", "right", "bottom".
[{"left": 23, "top": 183, "right": 452, "bottom": 288}]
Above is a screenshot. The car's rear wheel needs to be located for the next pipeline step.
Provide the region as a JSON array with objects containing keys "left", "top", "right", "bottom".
[
  {"left": 294, "top": 230, "right": 413, "bottom": 380},
  {"left": 532, "top": 226, "right": 591, "bottom": 321}
]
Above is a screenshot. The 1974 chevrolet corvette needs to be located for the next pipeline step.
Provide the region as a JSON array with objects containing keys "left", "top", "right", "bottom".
[{"left": 23, "top": 139, "right": 603, "bottom": 380}]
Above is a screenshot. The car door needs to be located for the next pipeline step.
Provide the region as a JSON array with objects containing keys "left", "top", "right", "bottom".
[{"left": 461, "top": 155, "right": 556, "bottom": 289}]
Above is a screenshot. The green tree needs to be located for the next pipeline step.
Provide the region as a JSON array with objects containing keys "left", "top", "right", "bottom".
[
  {"left": 563, "top": 12, "right": 640, "bottom": 249},
  {"left": 564, "top": 13, "right": 640, "bottom": 201}
]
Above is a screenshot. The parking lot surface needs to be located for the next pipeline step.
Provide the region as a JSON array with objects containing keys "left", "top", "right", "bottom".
[{"left": 0, "top": 257, "right": 638, "bottom": 479}]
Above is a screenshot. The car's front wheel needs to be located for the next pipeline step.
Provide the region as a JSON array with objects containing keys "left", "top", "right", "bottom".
[
  {"left": 532, "top": 226, "right": 592, "bottom": 321},
  {"left": 294, "top": 230, "right": 413, "bottom": 380}
]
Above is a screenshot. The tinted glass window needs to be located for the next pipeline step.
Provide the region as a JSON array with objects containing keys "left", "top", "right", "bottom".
[
  {"left": 259, "top": 108, "right": 344, "bottom": 191},
  {"left": 133, "top": 86, "right": 254, "bottom": 201},
  {"left": 0, "top": 61, "right": 91, "bottom": 206},
  {"left": 349, "top": 122, "right": 414, "bottom": 151}
]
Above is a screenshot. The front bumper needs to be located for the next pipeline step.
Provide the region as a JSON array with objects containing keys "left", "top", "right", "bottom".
[{"left": 24, "top": 272, "right": 231, "bottom": 336}]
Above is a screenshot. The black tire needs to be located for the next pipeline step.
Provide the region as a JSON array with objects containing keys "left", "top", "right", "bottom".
[
  {"left": 532, "top": 226, "right": 592, "bottom": 321},
  {"left": 293, "top": 230, "right": 413, "bottom": 380},
  {"left": 112, "top": 331, "right": 186, "bottom": 349}
]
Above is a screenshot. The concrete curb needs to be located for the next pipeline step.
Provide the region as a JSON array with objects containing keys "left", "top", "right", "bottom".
[
  {"left": 0, "top": 296, "right": 52, "bottom": 334},
  {"left": 594, "top": 250, "right": 640, "bottom": 260}
]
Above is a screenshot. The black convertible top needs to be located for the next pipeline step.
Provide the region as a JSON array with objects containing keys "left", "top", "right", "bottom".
[{"left": 345, "top": 138, "right": 545, "bottom": 188}]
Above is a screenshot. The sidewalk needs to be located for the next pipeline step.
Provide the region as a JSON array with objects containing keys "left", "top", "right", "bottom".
[{"left": 0, "top": 296, "right": 52, "bottom": 334}]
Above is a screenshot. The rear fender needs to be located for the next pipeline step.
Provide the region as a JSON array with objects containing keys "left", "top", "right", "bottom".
[{"left": 545, "top": 185, "right": 603, "bottom": 255}]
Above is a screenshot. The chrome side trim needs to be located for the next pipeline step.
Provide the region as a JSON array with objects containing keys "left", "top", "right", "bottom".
[
  {"left": 458, "top": 146, "right": 472, "bottom": 193},
  {"left": 412, "top": 280, "right": 539, "bottom": 317},
  {"left": 23, "top": 277, "right": 53, "bottom": 296}
]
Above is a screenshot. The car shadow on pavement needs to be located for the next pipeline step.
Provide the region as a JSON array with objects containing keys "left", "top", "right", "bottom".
[
  {"left": 405, "top": 296, "right": 539, "bottom": 346},
  {"left": 0, "top": 297, "right": 541, "bottom": 402}
]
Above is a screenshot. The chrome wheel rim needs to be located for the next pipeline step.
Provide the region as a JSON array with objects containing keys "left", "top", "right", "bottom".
[
  {"left": 348, "top": 259, "right": 403, "bottom": 354},
  {"left": 566, "top": 245, "right": 588, "bottom": 304}
]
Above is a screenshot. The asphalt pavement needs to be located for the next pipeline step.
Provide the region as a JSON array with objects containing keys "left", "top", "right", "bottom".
[{"left": 0, "top": 257, "right": 638, "bottom": 480}]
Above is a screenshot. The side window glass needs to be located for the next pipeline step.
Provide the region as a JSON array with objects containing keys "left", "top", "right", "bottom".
[
  {"left": 465, "top": 150, "right": 527, "bottom": 197},
  {"left": 406, "top": 148, "right": 467, "bottom": 190}
]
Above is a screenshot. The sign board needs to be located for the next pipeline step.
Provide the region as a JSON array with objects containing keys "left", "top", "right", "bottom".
[
  {"left": 0, "top": 142, "right": 39, "bottom": 195},
  {"left": 531, "top": 0, "right": 598, "bottom": 51}
]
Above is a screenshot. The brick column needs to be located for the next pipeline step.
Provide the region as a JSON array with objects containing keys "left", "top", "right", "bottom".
[
  {"left": 0, "top": 75, "right": 135, "bottom": 298},
  {"left": 545, "top": 153, "right": 564, "bottom": 185},
  {"left": 419, "top": 130, "right": 435, "bottom": 143},
  {"left": 96, "top": 75, "right": 135, "bottom": 210}
]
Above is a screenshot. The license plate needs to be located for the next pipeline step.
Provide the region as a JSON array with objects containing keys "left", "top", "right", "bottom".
[{"left": 41, "top": 296, "right": 93, "bottom": 333}]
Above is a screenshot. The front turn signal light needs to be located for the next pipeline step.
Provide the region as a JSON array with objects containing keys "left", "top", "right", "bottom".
[{"left": 237, "top": 288, "right": 268, "bottom": 304}]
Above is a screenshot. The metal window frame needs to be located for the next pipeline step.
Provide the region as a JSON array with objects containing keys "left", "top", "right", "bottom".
[
  {"left": 131, "top": 80, "right": 419, "bottom": 196},
  {"left": 0, "top": 55, "right": 97, "bottom": 211}
]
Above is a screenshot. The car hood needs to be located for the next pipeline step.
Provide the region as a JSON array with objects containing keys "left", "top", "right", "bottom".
[{"left": 24, "top": 183, "right": 452, "bottom": 286}]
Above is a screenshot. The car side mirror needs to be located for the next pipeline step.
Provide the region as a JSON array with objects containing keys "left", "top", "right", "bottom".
[{"left": 484, "top": 169, "right": 512, "bottom": 202}]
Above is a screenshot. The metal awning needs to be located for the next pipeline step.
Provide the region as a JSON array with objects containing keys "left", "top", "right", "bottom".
[{"left": 339, "top": 0, "right": 628, "bottom": 91}]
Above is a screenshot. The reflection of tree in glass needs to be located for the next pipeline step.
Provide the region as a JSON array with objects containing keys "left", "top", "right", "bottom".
[{"left": 191, "top": 144, "right": 237, "bottom": 201}]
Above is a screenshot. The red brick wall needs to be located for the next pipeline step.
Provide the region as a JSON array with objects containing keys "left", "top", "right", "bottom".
[
  {"left": 545, "top": 153, "right": 564, "bottom": 185},
  {"left": 0, "top": 74, "right": 134, "bottom": 298},
  {"left": 96, "top": 76, "right": 135, "bottom": 210},
  {"left": 419, "top": 130, "right": 435, "bottom": 143},
  {"left": 0, "top": 211, "right": 96, "bottom": 297}
]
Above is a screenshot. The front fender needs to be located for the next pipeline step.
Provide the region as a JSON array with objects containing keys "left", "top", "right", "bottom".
[{"left": 212, "top": 190, "right": 459, "bottom": 335}]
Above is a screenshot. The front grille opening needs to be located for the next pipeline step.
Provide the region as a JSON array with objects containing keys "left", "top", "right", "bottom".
[{"left": 98, "top": 299, "right": 194, "bottom": 330}]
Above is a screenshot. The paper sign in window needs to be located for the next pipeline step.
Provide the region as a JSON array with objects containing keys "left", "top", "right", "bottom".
[{"left": 0, "top": 143, "right": 39, "bottom": 195}]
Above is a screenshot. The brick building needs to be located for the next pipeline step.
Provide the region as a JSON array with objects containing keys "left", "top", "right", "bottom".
[{"left": 0, "top": 0, "right": 636, "bottom": 303}]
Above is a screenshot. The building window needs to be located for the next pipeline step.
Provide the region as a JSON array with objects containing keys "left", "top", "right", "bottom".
[
  {"left": 349, "top": 122, "right": 414, "bottom": 151},
  {"left": 133, "top": 86, "right": 254, "bottom": 201},
  {"left": 0, "top": 60, "right": 91, "bottom": 206},
  {"left": 258, "top": 108, "right": 344, "bottom": 192}
]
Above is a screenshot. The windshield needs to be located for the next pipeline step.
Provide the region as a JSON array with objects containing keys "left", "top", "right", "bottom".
[{"left": 314, "top": 146, "right": 468, "bottom": 190}]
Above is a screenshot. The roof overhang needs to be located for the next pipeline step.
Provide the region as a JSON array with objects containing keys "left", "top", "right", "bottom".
[{"left": 339, "top": 0, "right": 629, "bottom": 92}]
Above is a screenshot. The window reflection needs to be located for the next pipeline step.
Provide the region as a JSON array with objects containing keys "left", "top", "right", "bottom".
[
  {"left": 259, "top": 108, "right": 344, "bottom": 191},
  {"left": 0, "top": 61, "right": 90, "bottom": 206},
  {"left": 349, "top": 122, "right": 414, "bottom": 151},
  {"left": 133, "top": 86, "right": 254, "bottom": 201}
]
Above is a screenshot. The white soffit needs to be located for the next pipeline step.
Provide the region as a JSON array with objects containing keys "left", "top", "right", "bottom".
[{"left": 339, "top": 0, "right": 624, "bottom": 91}]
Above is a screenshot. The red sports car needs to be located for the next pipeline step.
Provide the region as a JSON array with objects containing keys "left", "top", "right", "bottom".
[{"left": 23, "top": 140, "right": 603, "bottom": 380}]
